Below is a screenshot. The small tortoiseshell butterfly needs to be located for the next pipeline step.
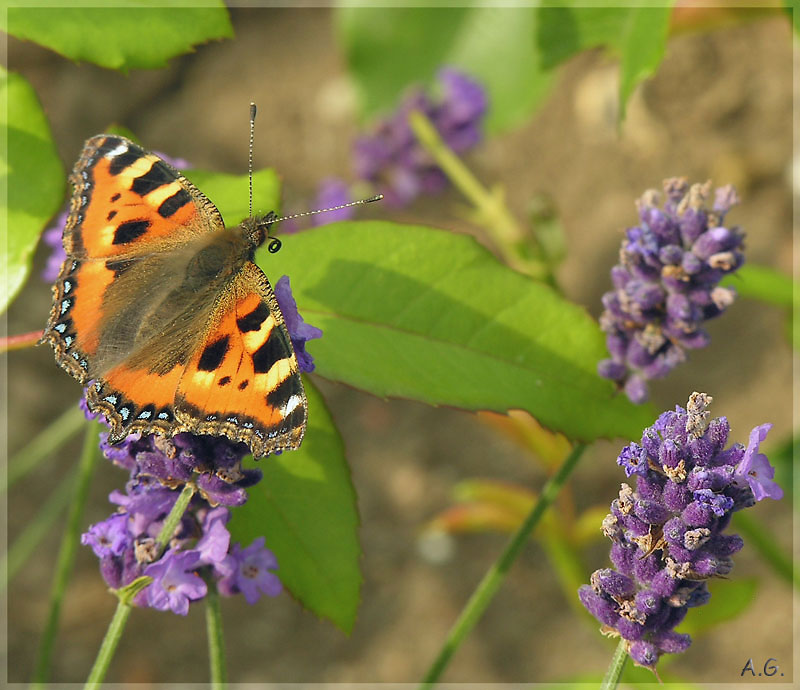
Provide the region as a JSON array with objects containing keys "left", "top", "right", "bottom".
[{"left": 43, "top": 134, "right": 307, "bottom": 458}]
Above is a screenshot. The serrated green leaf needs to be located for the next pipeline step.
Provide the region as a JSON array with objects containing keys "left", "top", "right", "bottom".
[
  {"left": 2, "top": 68, "right": 64, "bottom": 314},
  {"left": 536, "top": 3, "right": 673, "bottom": 120},
  {"left": 7, "top": 5, "right": 233, "bottom": 71},
  {"left": 183, "top": 168, "right": 281, "bottom": 227},
  {"left": 227, "top": 380, "right": 361, "bottom": 632},
  {"left": 261, "top": 221, "right": 654, "bottom": 442},
  {"left": 337, "top": 6, "right": 553, "bottom": 134}
]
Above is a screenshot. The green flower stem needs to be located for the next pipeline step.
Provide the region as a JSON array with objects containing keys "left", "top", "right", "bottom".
[
  {"left": 4, "top": 402, "right": 85, "bottom": 493},
  {"left": 155, "top": 483, "right": 196, "bottom": 555},
  {"left": 206, "top": 584, "right": 227, "bottom": 689},
  {"left": 408, "top": 110, "right": 546, "bottom": 279},
  {"left": 600, "top": 639, "right": 629, "bottom": 690},
  {"left": 3, "top": 478, "right": 74, "bottom": 591},
  {"left": 31, "top": 420, "right": 101, "bottom": 687},
  {"left": 419, "top": 443, "right": 586, "bottom": 688},
  {"left": 83, "top": 599, "right": 132, "bottom": 690},
  {"left": 83, "top": 576, "right": 151, "bottom": 689}
]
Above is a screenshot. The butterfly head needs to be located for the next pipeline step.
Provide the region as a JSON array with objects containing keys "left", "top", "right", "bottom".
[{"left": 242, "top": 212, "right": 282, "bottom": 254}]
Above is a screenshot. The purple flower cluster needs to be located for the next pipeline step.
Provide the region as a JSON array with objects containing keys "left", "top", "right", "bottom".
[
  {"left": 598, "top": 179, "right": 744, "bottom": 403},
  {"left": 79, "top": 277, "right": 320, "bottom": 615},
  {"left": 579, "top": 393, "right": 782, "bottom": 669},
  {"left": 81, "top": 431, "right": 282, "bottom": 614},
  {"left": 354, "top": 67, "right": 488, "bottom": 206}
]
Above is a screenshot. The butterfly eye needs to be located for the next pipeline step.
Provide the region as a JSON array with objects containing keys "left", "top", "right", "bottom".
[{"left": 267, "top": 237, "right": 282, "bottom": 254}]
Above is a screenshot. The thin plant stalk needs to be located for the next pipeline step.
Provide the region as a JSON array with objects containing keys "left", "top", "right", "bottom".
[
  {"left": 155, "top": 483, "right": 196, "bottom": 554},
  {"left": 31, "top": 420, "right": 101, "bottom": 687},
  {"left": 206, "top": 584, "right": 227, "bottom": 689},
  {"left": 83, "top": 600, "right": 132, "bottom": 690},
  {"left": 419, "top": 443, "right": 586, "bottom": 688},
  {"left": 600, "top": 639, "right": 629, "bottom": 690}
]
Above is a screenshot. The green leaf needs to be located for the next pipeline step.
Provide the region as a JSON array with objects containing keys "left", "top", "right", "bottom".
[
  {"left": 337, "top": 6, "right": 553, "bottom": 134},
  {"left": 228, "top": 380, "right": 361, "bottom": 632},
  {"left": 784, "top": 0, "right": 799, "bottom": 34},
  {"left": 536, "top": 3, "right": 673, "bottom": 120},
  {"left": 7, "top": 4, "right": 233, "bottom": 71},
  {"left": 723, "top": 263, "right": 794, "bottom": 309},
  {"left": 680, "top": 577, "right": 758, "bottom": 636},
  {"left": 183, "top": 168, "right": 281, "bottom": 227},
  {"left": 2, "top": 68, "right": 65, "bottom": 314},
  {"left": 723, "top": 264, "right": 797, "bottom": 349},
  {"left": 263, "top": 221, "right": 654, "bottom": 442}
]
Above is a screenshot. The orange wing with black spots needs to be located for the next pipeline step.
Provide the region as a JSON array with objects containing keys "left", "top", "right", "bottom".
[{"left": 44, "top": 134, "right": 307, "bottom": 457}]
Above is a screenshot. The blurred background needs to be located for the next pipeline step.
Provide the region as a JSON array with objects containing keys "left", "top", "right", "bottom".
[{"left": 6, "top": 5, "right": 794, "bottom": 685}]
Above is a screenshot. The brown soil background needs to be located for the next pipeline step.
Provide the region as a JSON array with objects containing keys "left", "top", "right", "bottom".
[{"left": 5, "top": 7, "right": 795, "bottom": 687}]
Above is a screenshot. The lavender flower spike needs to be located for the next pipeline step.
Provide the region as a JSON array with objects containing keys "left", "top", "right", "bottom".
[
  {"left": 598, "top": 179, "right": 744, "bottom": 403},
  {"left": 353, "top": 67, "right": 487, "bottom": 206},
  {"left": 579, "top": 392, "right": 782, "bottom": 670}
]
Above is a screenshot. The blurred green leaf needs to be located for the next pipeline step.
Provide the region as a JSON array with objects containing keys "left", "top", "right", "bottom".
[
  {"left": 7, "top": 4, "right": 232, "bottom": 71},
  {"left": 574, "top": 505, "right": 609, "bottom": 545},
  {"left": 184, "top": 168, "right": 281, "bottom": 226},
  {"left": 723, "top": 264, "right": 797, "bottom": 349},
  {"left": 734, "top": 511, "right": 796, "bottom": 588},
  {"left": 783, "top": 1, "right": 799, "bottom": 33},
  {"left": 337, "top": 6, "right": 553, "bottom": 134},
  {"left": 537, "top": 3, "right": 673, "bottom": 120},
  {"left": 2, "top": 67, "right": 64, "bottom": 314},
  {"left": 680, "top": 577, "right": 758, "bottom": 636},
  {"left": 764, "top": 432, "right": 795, "bottom": 501},
  {"left": 228, "top": 379, "right": 361, "bottom": 632},
  {"left": 263, "top": 221, "right": 654, "bottom": 442},
  {"left": 723, "top": 263, "right": 794, "bottom": 309}
]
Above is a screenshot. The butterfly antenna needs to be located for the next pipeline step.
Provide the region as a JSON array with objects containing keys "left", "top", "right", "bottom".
[
  {"left": 249, "top": 102, "right": 257, "bottom": 219},
  {"left": 267, "top": 195, "right": 384, "bottom": 226}
]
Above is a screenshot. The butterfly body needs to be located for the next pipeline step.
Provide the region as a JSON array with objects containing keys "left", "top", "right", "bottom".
[{"left": 44, "top": 135, "right": 307, "bottom": 457}]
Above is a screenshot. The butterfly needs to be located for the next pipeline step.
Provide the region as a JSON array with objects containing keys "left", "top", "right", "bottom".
[{"left": 43, "top": 134, "right": 307, "bottom": 458}]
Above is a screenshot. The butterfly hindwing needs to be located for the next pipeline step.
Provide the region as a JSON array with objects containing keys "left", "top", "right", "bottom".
[
  {"left": 45, "top": 135, "right": 308, "bottom": 457},
  {"left": 174, "top": 263, "right": 307, "bottom": 457}
]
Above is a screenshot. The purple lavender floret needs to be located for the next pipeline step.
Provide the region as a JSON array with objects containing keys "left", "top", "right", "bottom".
[
  {"left": 598, "top": 179, "right": 744, "bottom": 403},
  {"left": 274, "top": 275, "right": 323, "bottom": 373},
  {"left": 353, "top": 67, "right": 487, "bottom": 206},
  {"left": 578, "top": 392, "right": 781, "bottom": 669},
  {"left": 217, "top": 536, "right": 283, "bottom": 604}
]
